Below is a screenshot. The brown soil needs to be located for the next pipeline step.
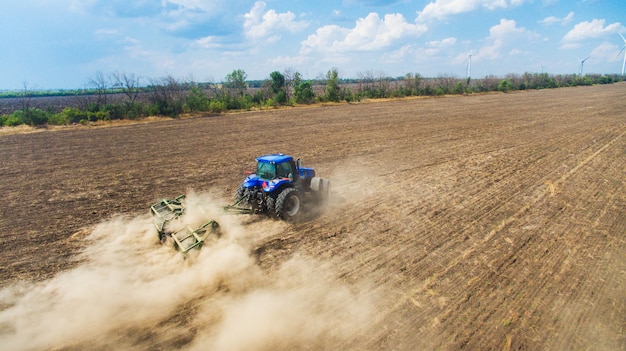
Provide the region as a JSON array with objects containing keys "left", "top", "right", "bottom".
[{"left": 0, "top": 84, "right": 624, "bottom": 350}]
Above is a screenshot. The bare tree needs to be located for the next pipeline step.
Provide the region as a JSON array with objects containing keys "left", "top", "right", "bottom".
[
  {"left": 283, "top": 67, "right": 297, "bottom": 101},
  {"left": 88, "top": 71, "right": 111, "bottom": 109},
  {"left": 148, "top": 75, "right": 187, "bottom": 116},
  {"left": 403, "top": 73, "right": 422, "bottom": 94},
  {"left": 435, "top": 74, "right": 457, "bottom": 94},
  {"left": 375, "top": 70, "right": 390, "bottom": 97},
  {"left": 18, "top": 82, "right": 35, "bottom": 113},
  {"left": 112, "top": 72, "right": 141, "bottom": 104}
]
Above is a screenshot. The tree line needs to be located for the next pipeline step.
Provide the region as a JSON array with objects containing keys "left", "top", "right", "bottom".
[{"left": 1, "top": 68, "right": 624, "bottom": 127}]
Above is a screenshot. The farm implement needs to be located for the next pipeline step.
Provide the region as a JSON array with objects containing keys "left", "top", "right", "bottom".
[
  {"left": 150, "top": 154, "right": 330, "bottom": 253},
  {"left": 150, "top": 195, "right": 220, "bottom": 253}
]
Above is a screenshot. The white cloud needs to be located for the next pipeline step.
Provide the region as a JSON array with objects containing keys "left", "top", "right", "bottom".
[
  {"left": 426, "top": 37, "right": 457, "bottom": 48},
  {"left": 267, "top": 55, "right": 308, "bottom": 67},
  {"left": 539, "top": 11, "right": 574, "bottom": 25},
  {"left": 166, "top": 0, "right": 228, "bottom": 13},
  {"left": 477, "top": 19, "right": 537, "bottom": 60},
  {"left": 478, "top": 38, "right": 504, "bottom": 60},
  {"left": 193, "top": 36, "right": 220, "bottom": 49},
  {"left": 417, "top": 0, "right": 528, "bottom": 22},
  {"left": 244, "top": 1, "right": 309, "bottom": 41},
  {"left": 301, "top": 12, "right": 427, "bottom": 54},
  {"left": 418, "top": 37, "right": 458, "bottom": 58},
  {"left": 301, "top": 25, "right": 350, "bottom": 54},
  {"left": 489, "top": 18, "right": 527, "bottom": 38},
  {"left": 589, "top": 42, "right": 622, "bottom": 63},
  {"left": 382, "top": 44, "right": 414, "bottom": 62},
  {"left": 344, "top": 13, "right": 427, "bottom": 50},
  {"left": 562, "top": 19, "right": 624, "bottom": 42}
]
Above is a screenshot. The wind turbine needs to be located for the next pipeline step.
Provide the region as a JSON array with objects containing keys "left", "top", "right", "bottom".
[
  {"left": 618, "top": 32, "right": 626, "bottom": 75},
  {"left": 579, "top": 55, "right": 591, "bottom": 76}
]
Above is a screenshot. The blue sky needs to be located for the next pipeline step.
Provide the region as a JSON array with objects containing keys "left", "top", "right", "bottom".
[{"left": 1, "top": 0, "right": 625, "bottom": 90}]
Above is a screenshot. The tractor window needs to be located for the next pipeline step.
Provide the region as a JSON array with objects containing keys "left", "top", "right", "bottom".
[
  {"left": 257, "top": 162, "right": 275, "bottom": 180},
  {"left": 276, "top": 162, "right": 293, "bottom": 179}
]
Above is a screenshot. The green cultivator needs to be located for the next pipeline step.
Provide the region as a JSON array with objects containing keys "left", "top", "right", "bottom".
[
  {"left": 150, "top": 194, "right": 186, "bottom": 236},
  {"left": 166, "top": 219, "right": 220, "bottom": 253},
  {"left": 150, "top": 194, "right": 220, "bottom": 253}
]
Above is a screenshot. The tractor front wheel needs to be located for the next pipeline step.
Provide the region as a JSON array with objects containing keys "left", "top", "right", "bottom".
[
  {"left": 275, "top": 188, "right": 301, "bottom": 221},
  {"left": 266, "top": 195, "right": 277, "bottom": 218},
  {"left": 234, "top": 184, "right": 248, "bottom": 204}
]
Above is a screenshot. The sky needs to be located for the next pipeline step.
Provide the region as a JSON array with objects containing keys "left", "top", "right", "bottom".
[{"left": 0, "top": 0, "right": 625, "bottom": 90}]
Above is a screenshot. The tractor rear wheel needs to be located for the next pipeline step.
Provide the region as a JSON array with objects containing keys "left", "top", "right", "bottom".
[{"left": 275, "top": 188, "right": 301, "bottom": 221}]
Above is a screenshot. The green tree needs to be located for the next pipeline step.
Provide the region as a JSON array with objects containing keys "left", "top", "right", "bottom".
[
  {"left": 497, "top": 79, "right": 513, "bottom": 92},
  {"left": 269, "top": 71, "right": 285, "bottom": 94},
  {"left": 324, "top": 68, "right": 340, "bottom": 102},
  {"left": 225, "top": 69, "right": 248, "bottom": 97},
  {"left": 269, "top": 71, "right": 287, "bottom": 104},
  {"left": 293, "top": 72, "right": 315, "bottom": 104},
  {"left": 185, "top": 85, "right": 210, "bottom": 112}
]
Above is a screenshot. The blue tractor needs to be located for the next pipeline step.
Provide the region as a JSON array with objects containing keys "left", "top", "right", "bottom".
[
  {"left": 150, "top": 154, "right": 329, "bottom": 253},
  {"left": 227, "top": 154, "right": 331, "bottom": 221}
]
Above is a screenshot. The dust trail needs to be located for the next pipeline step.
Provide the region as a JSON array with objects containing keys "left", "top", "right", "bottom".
[
  {"left": 0, "top": 191, "right": 375, "bottom": 350},
  {"left": 323, "top": 156, "right": 382, "bottom": 211}
]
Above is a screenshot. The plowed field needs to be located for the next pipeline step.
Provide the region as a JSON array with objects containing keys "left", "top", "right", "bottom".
[{"left": 1, "top": 83, "right": 625, "bottom": 350}]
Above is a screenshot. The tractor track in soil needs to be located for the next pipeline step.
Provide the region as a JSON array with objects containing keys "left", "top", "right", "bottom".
[{"left": 0, "top": 83, "right": 624, "bottom": 350}]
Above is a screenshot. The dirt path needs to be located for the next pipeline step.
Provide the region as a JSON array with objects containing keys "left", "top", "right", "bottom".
[{"left": 0, "top": 84, "right": 624, "bottom": 350}]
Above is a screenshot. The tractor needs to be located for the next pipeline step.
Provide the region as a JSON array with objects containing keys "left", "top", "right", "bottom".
[
  {"left": 150, "top": 154, "right": 330, "bottom": 253},
  {"left": 226, "top": 154, "right": 331, "bottom": 220}
]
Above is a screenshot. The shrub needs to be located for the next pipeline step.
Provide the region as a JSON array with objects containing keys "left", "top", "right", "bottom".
[
  {"left": 224, "top": 95, "right": 252, "bottom": 110},
  {"left": 251, "top": 90, "right": 266, "bottom": 105},
  {"left": 498, "top": 79, "right": 513, "bottom": 92},
  {"left": 89, "top": 110, "right": 110, "bottom": 121},
  {"left": 103, "top": 103, "right": 124, "bottom": 119},
  {"left": 5, "top": 112, "right": 24, "bottom": 126},
  {"left": 275, "top": 90, "right": 287, "bottom": 105},
  {"left": 185, "top": 86, "right": 210, "bottom": 112},
  {"left": 22, "top": 108, "right": 50, "bottom": 126},
  {"left": 125, "top": 102, "right": 144, "bottom": 120},
  {"left": 147, "top": 100, "right": 183, "bottom": 117},
  {"left": 48, "top": 112, "right": 70, "bottom": 125},
  {"left": 59, "top": 107, "right": 85, "bottom": 124},
  {"left": 209, "top": 100, "right": 227, "bottom": 113}
]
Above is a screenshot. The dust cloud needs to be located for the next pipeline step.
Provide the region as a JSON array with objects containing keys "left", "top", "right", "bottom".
[{"left": 0, "top": 191, "right": 376, "bottom": 350}]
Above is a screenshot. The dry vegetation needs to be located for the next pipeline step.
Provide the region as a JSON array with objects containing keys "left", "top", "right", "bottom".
[{"left": 0, "top": 83, "right": 624, "bottom": 350}]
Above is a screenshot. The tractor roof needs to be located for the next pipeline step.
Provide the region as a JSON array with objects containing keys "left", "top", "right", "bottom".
[{"left": 256, "top": 154, "right": 293, "bottom": 164}]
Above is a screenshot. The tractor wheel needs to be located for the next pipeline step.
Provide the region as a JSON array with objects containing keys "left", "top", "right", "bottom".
[
  {"left": 310, "top": 177, "right": 331, "bottom": 203},
  {"left": 234, "top": 184, "right": 248, "bottom": 204},
  {"left": 275, "top": 188, "right": 301, "bottom": 221},
  {"left": 266, "top": 195, "right": 277, "bottom": 218}
]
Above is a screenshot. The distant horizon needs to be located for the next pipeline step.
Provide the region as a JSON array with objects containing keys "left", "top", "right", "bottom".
[
  {"left": 1, "top": 1, "right": 625, "bottom": 90},
  {"left": 2, "top": 70, "right": 624, "bottom": 94}
]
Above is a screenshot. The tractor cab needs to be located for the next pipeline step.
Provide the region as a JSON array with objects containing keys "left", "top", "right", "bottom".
[{"left": 256, "top": 154, "right": 297, "bottom": 181}]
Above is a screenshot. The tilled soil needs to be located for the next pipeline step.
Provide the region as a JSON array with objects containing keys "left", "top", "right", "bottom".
[{"left": 0, "top": 83, "right": 624, "bottom": 350}]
